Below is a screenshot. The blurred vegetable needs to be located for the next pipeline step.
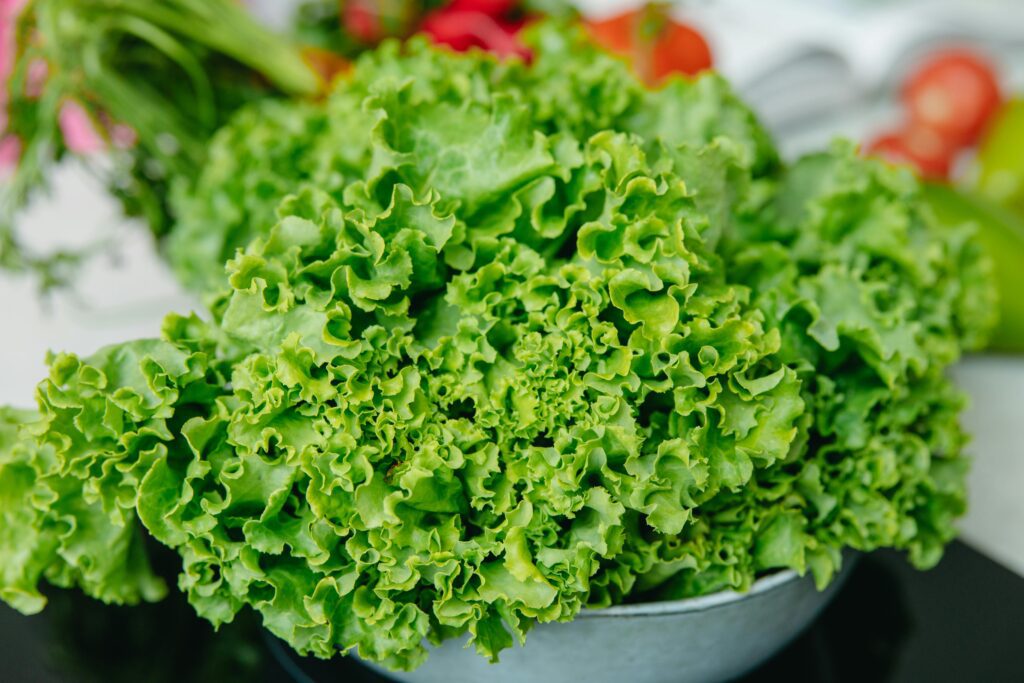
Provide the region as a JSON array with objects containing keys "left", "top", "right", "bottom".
[
  {"left": 419, "top": 0, "right": 535, "bottom": 60},
  {"left": 972, "top": 98, "right": 1024, "bottom": 217},
  {"left": 866, "top": 126, "right": 957, "bottom": 181},
  {"left": 649, "top": 17, "right": 712, "bottom": 81},
  {"left": 298, "top": 0, "right": 574, "bottom": 59},
  {"left": 421, "top": 8, "right": 529, "bottom": 59},
  {"left": 584, "top": 8, "right": 633, "bottom": 54},
  {"left": 336, "top": 0, "right": 555, "bottom": 50},
  {"left": 585, "top": 3, "right": 712, "bottom": 85},
  {"left": 866, "top": 47, "right": 1004, "bottom": 183},
  {"left": 903, "top": 49, "right": 1002, "bottom": 148},
  {"left": 300, "top": 45, "right": 351, "bottom": 86},
  {"left": 448, "top": 0, "right": 516, "bottom": 14},
  {"left": 340, "top": 0, "right": 423, "bottom": 44},
  {"left": 924, "top": 183, "right": 1024, "bottom": 352}
]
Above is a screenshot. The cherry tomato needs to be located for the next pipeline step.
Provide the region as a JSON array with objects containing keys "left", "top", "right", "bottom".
[
  {"left": 585, "top": 11, "right": 634, "bottom": 56},
  {"left": 585, "top": 6, "right": 712, "bottom": 85},
  {"left": 902, "top": 49, "right": 1002, "bottom": 147},
  {"left": 650, "top": 22, "right": 713, "bottom": 82},
  {"left": 421, "top": 10, "right": 529, "bottom": 60},
  {"left": 446, "top": 0, "right": 516, "bottom": 17},
  {"left": 866, "top": 126, "right": 958, "bottom": 180}
]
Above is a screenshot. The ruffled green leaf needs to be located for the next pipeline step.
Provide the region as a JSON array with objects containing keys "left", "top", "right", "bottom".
[{"left": 0, "top": 22, "right": 993, "bottom": 674}]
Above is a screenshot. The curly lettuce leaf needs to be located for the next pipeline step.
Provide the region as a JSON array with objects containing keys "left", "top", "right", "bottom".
[
  {"left": 0, "top": 405, "right": 166, "bottom": 615},
  {"left": 0, "top": 22, "right": 994, "bottom": 673}
]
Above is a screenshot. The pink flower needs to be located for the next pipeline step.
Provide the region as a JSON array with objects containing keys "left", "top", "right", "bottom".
[
  {"left": 109, "top": 122, "right": 137, "bottom": 149},
  {"left": 58, "top": 100, "right": 105, "bottom": 154},
  {"left": 0, "top": 133, "right": 20, "bottom": 175},
  {"left": 1, "top": 0, "right": 29, "bottom": 83},
  {"left": 1, "top": 0, "right": 28, "bottom": 174},
  {"left": 25, "top": 56, "right": 46, "bottom": 98},
  {"left": 2, "top": 1, "right": 135, "bottom": 167}
]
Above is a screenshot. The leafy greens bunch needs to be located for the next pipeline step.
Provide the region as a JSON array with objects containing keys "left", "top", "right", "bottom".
[{"left": 0, "top": 24, "right": 994, "bottom": 670}]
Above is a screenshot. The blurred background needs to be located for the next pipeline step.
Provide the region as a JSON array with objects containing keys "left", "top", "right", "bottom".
[{"left": 1, "top": 0, "right": 1022, "bottom": 577}]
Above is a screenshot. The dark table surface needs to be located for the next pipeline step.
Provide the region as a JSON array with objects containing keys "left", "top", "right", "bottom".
[{"left": 2, "top": 540, "right": 1022, "bottom": 683}]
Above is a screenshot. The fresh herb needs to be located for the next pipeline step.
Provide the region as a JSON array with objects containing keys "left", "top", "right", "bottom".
[{"left": 0, "top": 0, "right": 320, "bottom": 286}]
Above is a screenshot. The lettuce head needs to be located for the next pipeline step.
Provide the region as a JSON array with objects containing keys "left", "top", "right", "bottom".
[{"left": 0, "top": 23, "right": 995, "bottom": 670}]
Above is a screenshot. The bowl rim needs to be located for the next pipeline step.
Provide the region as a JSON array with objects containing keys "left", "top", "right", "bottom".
[{"left": 577, "top": 568, "right": 802, "bottom": 619}]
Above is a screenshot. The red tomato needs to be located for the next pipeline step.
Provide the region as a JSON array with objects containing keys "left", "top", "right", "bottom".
[
  {"left": 446, "top": 0, "right": 516, "bottom": 17},
  {"left": 421, "top": 10, "right": 530, "bottom": 60},
  {"left": 585, "top": 11, "right": 635, "bottom": 57},
  {"left": 902, "top": 49, "right": 1003, "bottom": 147},
  {"left": 866, "top": 126, "right": 958, "bottom": 180},
  {"left": 650, "top": 22, "right": 713, "bottom": 81},
  {"left": 585, "top": 7, "right": 712, "bottom": 85}
]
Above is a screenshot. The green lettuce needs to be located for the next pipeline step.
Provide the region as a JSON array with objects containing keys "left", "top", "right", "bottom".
[{"left": 0, "top": 23, "right": 994, "bottom": 670}]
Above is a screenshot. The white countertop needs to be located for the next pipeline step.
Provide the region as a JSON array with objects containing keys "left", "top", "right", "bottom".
[{"left": 951, "top": 358, "right": 1024, "bottom": 576}]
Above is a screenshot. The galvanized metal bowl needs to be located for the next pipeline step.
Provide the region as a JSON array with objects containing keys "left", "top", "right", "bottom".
[{"left": 357, "top": 558, "right": 856, "bottom": 683}]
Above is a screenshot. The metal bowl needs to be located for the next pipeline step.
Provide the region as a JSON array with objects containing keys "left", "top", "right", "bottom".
[{"left": 358, "top": 558, "right": 856, "bottom": 683}]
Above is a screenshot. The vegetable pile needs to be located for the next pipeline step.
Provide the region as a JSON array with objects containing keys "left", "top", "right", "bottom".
[{"left": 0, "top": 20, "right": 995, "bottom": 673}]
